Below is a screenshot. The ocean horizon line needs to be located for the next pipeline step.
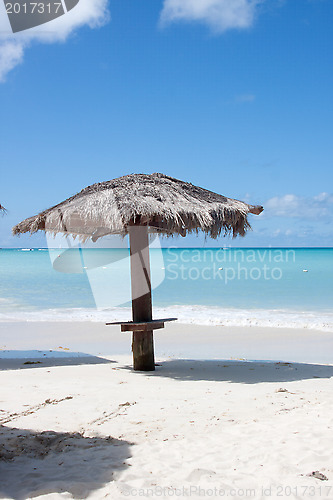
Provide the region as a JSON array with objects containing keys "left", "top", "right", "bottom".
[{"left": 1, "top": 246, "right": 333, "bottom": 250}]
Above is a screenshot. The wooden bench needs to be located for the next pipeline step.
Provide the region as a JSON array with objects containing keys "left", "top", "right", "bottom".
[
  {"left": 106, "top": 318, "right": 177, "bottom": 332},
  {"left": 106, "top": 317, "right": 177, "bottom": 371}
]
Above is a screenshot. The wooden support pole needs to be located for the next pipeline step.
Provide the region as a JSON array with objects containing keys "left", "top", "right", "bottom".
[{"left": 128, "top": 225, "right": 155, "bottom": 371}]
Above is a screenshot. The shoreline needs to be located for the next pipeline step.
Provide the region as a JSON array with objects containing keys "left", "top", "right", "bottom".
[
  {"left": 1, "top": 321, "right": 333, "bottom": 365},
  {"left": 1, "top": 305, "right": 333, "bottom": 333}
]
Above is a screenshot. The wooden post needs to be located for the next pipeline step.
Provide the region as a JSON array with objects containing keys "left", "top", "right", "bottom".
[{"left": 128, "top": 225, "right": 155, "bottom": 371}]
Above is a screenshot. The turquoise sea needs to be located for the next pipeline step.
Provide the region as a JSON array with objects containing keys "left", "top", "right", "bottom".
[{"left": 0, "top": 248, "right": 332, "bottom": 331}]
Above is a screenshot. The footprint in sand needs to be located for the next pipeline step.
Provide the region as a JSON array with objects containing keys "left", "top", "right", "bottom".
[{"left": 186, "top": 468, "right": 217, "bottom": 481}]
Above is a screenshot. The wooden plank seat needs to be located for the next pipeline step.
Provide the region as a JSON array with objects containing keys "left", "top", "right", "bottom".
[{"left": 106, "top": 317, "right": 177, "bottom": 332}]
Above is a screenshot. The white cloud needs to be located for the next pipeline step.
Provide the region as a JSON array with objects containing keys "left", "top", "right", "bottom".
[
  {"left": 265, "top": 193, "right": 333, "bottom": 218},
  {"left": 0, "top": 42, "right": 24, "bottom": 81},
  {"left": 160, "top": 0, "right": 263, "bottom": 33},
  {"left": 0, "top": 0, "right": 110, "bottom": 81}
]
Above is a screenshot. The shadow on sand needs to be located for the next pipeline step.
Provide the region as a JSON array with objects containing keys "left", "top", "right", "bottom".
[
  {"left": 0, "top": 425, "right": 132, "bottom": 499},
  {"left": 126, "top": 359, "right": 333, "bottom": 384},
  {"left": 0, "top": 350, "right": 114, "bottom": 371}
]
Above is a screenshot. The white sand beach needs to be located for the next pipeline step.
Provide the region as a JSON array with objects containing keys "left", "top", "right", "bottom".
[{"left": 1, "top": 322, "right": 333, "bottom": 499}]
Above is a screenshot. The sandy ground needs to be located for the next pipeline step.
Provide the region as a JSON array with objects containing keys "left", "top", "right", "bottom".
[{"left": 0, "top": 322, "right": 333, "bottom": 499}]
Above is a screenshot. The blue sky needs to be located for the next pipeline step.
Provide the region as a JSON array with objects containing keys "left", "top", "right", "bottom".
[{"left": 0, "top": 0, "right": 332, "bottom": 247}]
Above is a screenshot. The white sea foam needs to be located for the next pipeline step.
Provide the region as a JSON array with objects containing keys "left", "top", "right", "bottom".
[{"left": 0, "top": 306, "right": 333, "bottom": 332}]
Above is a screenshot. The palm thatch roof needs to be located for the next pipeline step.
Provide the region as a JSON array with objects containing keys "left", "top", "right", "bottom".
[
  {"left": 13, "top": 173, "right": 263, "bottom": 240},
  {"left": 0, "top": 203, "right": 6, "bottom": 214}
]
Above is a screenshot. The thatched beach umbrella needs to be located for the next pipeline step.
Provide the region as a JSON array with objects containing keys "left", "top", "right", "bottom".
[
  {"left": 0, "top": 203, "right": 6, "bottom": 213},
  {"left": 13, "top": 173, "right": 263, "bottom": 370}
]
